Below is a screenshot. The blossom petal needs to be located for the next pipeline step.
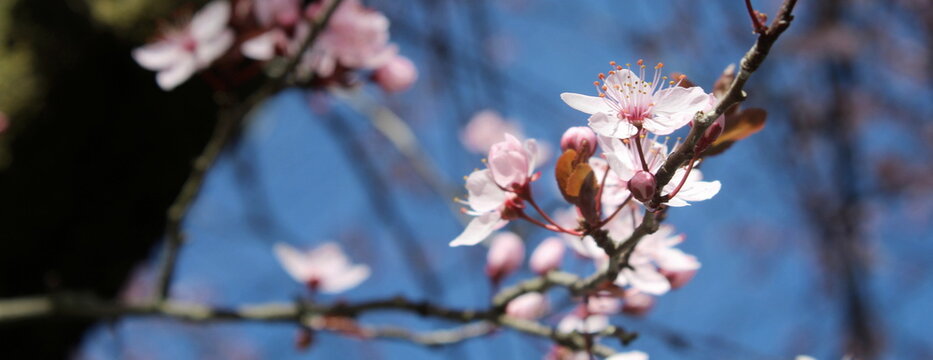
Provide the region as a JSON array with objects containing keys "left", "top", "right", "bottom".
[
  {"left": 132, "top": 42, "right": 183, "bottom": 70},
  {"left": 273, "top": 242, "right": 314, "bottom": 282},
  {"left": 588, "top": 112, "right": 638, "bottom": 139},
  {"left": 464, "top": 169, "right": 508, "bottom": 213},
  {"left": 619, "top": 264, "right": 671, "bottom": 295},
  {"left": 241, "top": 31, "right": 281, "bottom": 61},
  {"left": 655, "top": 248, "right": 701, "bottom": 272},
  {"left": 607, "top": 351, "right": 649, "bottom": 360},
  {"left": 195, "top": 29, "right": 234, "bottom": 67},
  {"left": 560, "top": 92, "right": 612, "bottom": 115},
  {"left": 647, "top": 87, "right": 711, "bottom": 134},
  {"left": 191, "top": 0, "right": 231, "bottom": 40},
  {"left": 320, "top": 264, "right": 370, "bottom": 293},
  {"left": 450, "top": 211, "right": 504, "bottom": 247},
  {"left": 155, "top": 58, "right": 197, "bottom": 90}
]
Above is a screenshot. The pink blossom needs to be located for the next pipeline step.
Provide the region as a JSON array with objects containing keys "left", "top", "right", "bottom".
[
  {"left": 488, "top": 133, "right": 538, "bottom": 190},
  {"left": 460, "top": 110, "right": 523, "bottom": 154},
  {"left": 561, "top": 60, "right": 711, "bottom": 138},
  {"left": 557, "top": 308, "right": 609, "bottom": 334},
  {"left": 560, "top": 126, "right": 598, "bottom": 158},
  {"left": 449, "top": 169, "right": 511, "bottom": 246},
  {"left": 505, "top": 292, "right": 548, "bottom": 319},
  {"left": 303, "top": 0, "right": 397, "bottom": 77},
  {"left": 373, "top": 55, "right": 418, "bottom": 93},
  {"left": 253, "top": 0, "right": 301, "bottom": 28},
  {"left": 485, "top": 232, "right": 525, "bottom": 283},
  {"left": 621, "top": 289, "right": 655, "bottom": 316},
  {"left": 589, "top": 158, "right": 630, "bottom": 209},
  {"left": 132, "top": 0, "right": 234, "bottom": 90},
  {"left": 586, "top": 295, "right": 621, "bottom": 315},
  {"left": 273, "top": 242, "right": 370, "bottom": 293},
  {"left": 529, "top": 237, "right": 566, "bottom": 274},
  {"left": 600, "top": 135, "right": 721, "bottom": 207},
  {"left": 613, "top": 224, "right": 700, "bottom": 295},
  {"left": 661, "top": 268, "right": 697, "bottom": 290}
]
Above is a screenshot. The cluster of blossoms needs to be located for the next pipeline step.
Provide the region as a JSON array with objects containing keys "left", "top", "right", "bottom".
[
  {"left": 132, "top": 0, "right": 416, "bottom": 92},
  {"left": 452, "top": 60, "right": 727, "bottom": 358}
]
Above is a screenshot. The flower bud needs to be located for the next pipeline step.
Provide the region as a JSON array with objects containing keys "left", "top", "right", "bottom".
[
  {"left": 529, "top": 237, "right": 565, "bottom": 275},
  {"left": 627, "top": 170, "right": 656, "bottom": 203},
  {"left": 373, "top": 55, "right": 418, "bottom": 93},
  {"left": 485, "top": 232, "right": 525, "bottom": 284},
  {"left": 660, "top": 269, "right": 697, "bottom": 290},
  {"left": 621, "top": 290, "right": 654, "bottom": 316},
  {"left": 694, "top": 115, "right": 725, "bottom": 154},
  {"left": 506, "top": 292, "right": 548, "bottom": 319},
  {"left": 560, "top": 126, "right": 598, "bottom": 159}
]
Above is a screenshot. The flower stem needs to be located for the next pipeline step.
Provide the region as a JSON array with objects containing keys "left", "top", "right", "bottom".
[
  {"left": 633, "top": 133, "right": 650, "bottom": 172},
  {"left": 744, "top": 0, "right": 767, "bottom": 34}
]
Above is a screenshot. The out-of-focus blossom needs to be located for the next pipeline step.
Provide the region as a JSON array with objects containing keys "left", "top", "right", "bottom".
[
  {"left": 600, "top": 135, "right": 721, "bottom": 207},
  {"left": 558, "top": 307, "right": 609, "bottom": 334},
  {"left": 661, "top": 268, "right": 697, "bottom": 289},
  {"left": 460, "top": 110, "right": 523, "bottom": 154},
  {"left": 505, "top": 292, "right": 548, "bottom": 319},
  {"left": 589, "top": 158, "right": 630, "bottom": 208},
  {"left": 530, "top": 237, "right": 566, "bottom": 274},
  {"left": 302, "top": 0, "right": 397, "bottom": 77},
  {"left": 608, "top": 351, "right": 649, "bottom": 360},
  {"left": 621, "top": 289, "right": 654, "bottom": 316},
  {"left": 614, "top": 224, "right": 700, "bottom": 295},
  {"left": 373, "top": 55, "right": 418, "bottom": 93},
  {"left": 560, "top": 126, "right": 598, "bottom": 159},
  {"left": 561, "top": 60, "right": 711, "bottom": 138},
  {"left": 132, "top": 0, "right": 234, "bottom": 90},
  {"left": 486, "top": 232, "right": 525, "bottom": 283},
  {"left": 253, "top": 0, "right": 301, "bottom": 28},
  {"left": 273, "top": 242, "right": 370, "bottom": 293},
  {"left": 586, "top": 295, "right": 621, "bottom": 314}
]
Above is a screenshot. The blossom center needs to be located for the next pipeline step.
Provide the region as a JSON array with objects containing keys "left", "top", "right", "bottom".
[{"left": 593, "top": 60, "right": 684, "bottom": 127}]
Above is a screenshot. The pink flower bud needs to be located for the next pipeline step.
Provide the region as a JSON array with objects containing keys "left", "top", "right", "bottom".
[
  {"left": 660, "top": 269, "right": 697, "bottom": 290},
  {"left": 373, "top": 55, "right": 418, "bottom": 93},
  {"left": 694, "top": 114, "right": 725, "bottom": 153},
  {"left": 559, "top": 126, "right": 597, "bottom": 158},
  {"left": 506, "top": 292, "right": 548, "bottom": 319},
  {"left": 529, "top": 237, "right": 565, "bottom": 275},
  {"left": 486, "top": 232, "right": 525, "bottom": 283},
  {"left": 628, "top": 170, "right": 656, "bottom": 203},
  {"left": 621, "top": 290, "right": 654, "bottom": 316}
]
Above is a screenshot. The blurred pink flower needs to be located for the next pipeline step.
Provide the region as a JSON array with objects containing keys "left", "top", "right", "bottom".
[
  {"left": 529, "top": 237, "right": 565, "bottom": 274},
  {"left": 505, "top": 292, "right": 548, "bottom": 320},
  {"left": 132, "top": 0, "right": 234, "bottom": 90},
  {"left": 621, "top": 289, "right": 654, "bottom": 316},
  {"left": 608, "top": 351, "right": 649, "bottom": 360},
  {"left": 373, "top": 55, "right": 418, "bottom": 93},
  {"left": 253, "top": 0, "right": 301, "bottom": 28},
  {"left": 303, "top": 0, "right": 397, "bottom": 77},
  {"left": 485, "top": 232, "right": 525, "bottom": 283},
  {"left": 561, "top": 61, "right": 711, "bottom": 138},
  {"left": 460, "top": 110, "right": 523, "bottom": 154},
  {"left": 273, "top": 242, "right": 370, "bottom": 293}
]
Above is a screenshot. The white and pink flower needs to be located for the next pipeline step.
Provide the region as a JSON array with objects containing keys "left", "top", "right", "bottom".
[
  {"left": 301, "top": 0, "right": 397, "bottom": 77},
  {"left": 561, "top": 60, "right": 711, "bottom": 138},
  {"left": 373, "top": 55, "right": 418, "bottom": 93},
  {"left": 460, "top": 110, "right": 523, "bottom": 154},
  {"left": 273, "top": 242, "right": 370, "bottom": 293},
  {"left": 132, "top": 0, "right": 234, "bottom": 90},
  {"left": 600, "top": 135, "right": 721, "bottom": 207},
  {"left": 450, "top": 134, "right": 539, "bottom": 247}
]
